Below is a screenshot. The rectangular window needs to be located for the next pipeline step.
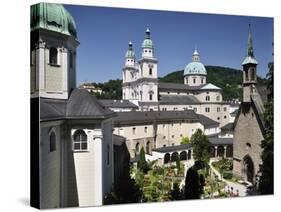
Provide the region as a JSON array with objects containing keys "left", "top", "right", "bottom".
[
  {"left": 205, "top": 107, "right": 210, "bottom": 112},
  {"left": 217, "top": 107, "right": 220, "bottom": 112},
  {"left": 224, "top": 107, "right": 227, "bottom": 112},
  {"left": 149, "top": 94, "right": 153, "bottom": 101},
  {"left": 171, "top": 135, "right": 175, "bottom": 138}
]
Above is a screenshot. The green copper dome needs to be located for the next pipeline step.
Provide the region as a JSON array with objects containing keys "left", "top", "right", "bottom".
[
  {"left": 142, "top": 28, "right": 153, "bottom": 49},
  {"left": 184, "top": 62, "right": 207, "bottom": 76},
  {"left": 125, "top": 42, "right": 135, "bottom": 58},
  {"left": 184, "top": 49, "right": 207, "bottom": 76},
  {"left": 30, "top": 3, "right": 77, "bottom": 39}
]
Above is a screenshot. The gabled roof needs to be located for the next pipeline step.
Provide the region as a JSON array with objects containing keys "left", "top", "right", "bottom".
[
  {"left": 198, "top": 114, "right": 220, "bottom": 127},
  {"left": 200, "top": 83, "right": 222, "bottom": 90},
  {"left": 40, "top": 88, "right": 115, "bottom": 122},
  {"left": 159, "top": 94, "right": 200, "bottom": 105},
  {"left": 99, "top": 99, "right": 138, "bottom": 109}
]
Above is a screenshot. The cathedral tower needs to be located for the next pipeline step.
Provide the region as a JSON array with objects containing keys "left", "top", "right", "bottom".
[
  {"left": 138, "top": 28, "right": 158, "bottom": 111},
  {"left": 242, "top": 24, "right": 258, "bottom": 103},
  {"left": 30, "top": 3, "right": 79, "bottom": 99}
]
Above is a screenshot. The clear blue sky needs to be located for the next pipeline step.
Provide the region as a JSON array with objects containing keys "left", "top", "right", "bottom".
[{"left": 64, "top": 4, "right": 273, "bottom": 85}]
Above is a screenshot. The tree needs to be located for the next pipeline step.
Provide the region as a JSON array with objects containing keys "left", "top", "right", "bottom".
[
  {"left": 180, "top": 136, "right": 190, "bottom": 145},
  {"left": 258, "top": 62, "right": 273, "bottom": 194},
  {"left": 190, "top": 129, "right": 211, "bottom": 165},
  {"left": 138, "top": 147, "right": 149, "bottom": 174}
]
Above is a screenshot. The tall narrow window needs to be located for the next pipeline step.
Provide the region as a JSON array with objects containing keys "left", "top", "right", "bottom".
[
  {"left": 146, "top": 141, "right": 150, "bottom": 154},
  {"left": 149, "top": 94, "right": 153, "bottom": 101},
  {"left": 49, "top": 47, "right": 58, "bottom": 65},
  {"left": 193, "top": 78, "right": 196, "bottom": 84},
  {"left": 73, "top": 129, "right": 88, "bottom": 151},
  {"left": 136, "top": 143, "right": 140, "bottom": 153},
  {"left": 149, "top": 68, "right": 152, "bottom": 76},
  {"left": 50, "top": 131, "right": 56, "bottom": 152},
  {"left": 206, "top": 96, "right": 210, "bottom": 101}
]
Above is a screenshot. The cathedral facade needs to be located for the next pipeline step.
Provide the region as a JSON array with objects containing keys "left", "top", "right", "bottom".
[{"left": 122, "top": 29, "right": 231, "bottom": 128}]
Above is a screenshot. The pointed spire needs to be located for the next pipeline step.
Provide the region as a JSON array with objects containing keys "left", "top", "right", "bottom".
[
  {"left": 247, "top": 24, "right": 254, "bottom": 57},
  {"left": 242, "top": 24, "right": 258, "bottom": 65}
]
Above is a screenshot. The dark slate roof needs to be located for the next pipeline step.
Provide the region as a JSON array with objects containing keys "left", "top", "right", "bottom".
[
  {"left": 153, "top": 144, "right": 192, "bottom": 153},
  {"left": 209, "top": 137, "right": 233, "bottom": 145},
  {"left": 40, "top": 98, "right": 66, "bottom": 121},
  {"left": 40, "top": 89, "right": 115, "bottom": 121},
  {"left": 158, "top": 82, "right": 203, "bottom": 92},
  {"left": 198, "top": 114, "right": 220, "bottom": 127},
  {"left": 230, "top": 109, "right": 239, "bottom": 115},
  {"left": 256, "top": 85, "right": 268, "bottom": 104},
  {"left": 114, "top": 110, "right": 199, "bottom": 125},
  {"left": 159, "top": 94, "right": 200, "bottom": 105},
  {"left": 99, "top": 99, "right": 138, "bottom": 109},
  {"left": 220, "top": 122, "right": 234, "bottom": 131}
]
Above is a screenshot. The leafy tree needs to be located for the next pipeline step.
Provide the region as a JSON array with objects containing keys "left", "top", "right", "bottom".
[
  {"left": 180, "top": 136, "right": 190, "bottom": 145},
  {"left": 258, "top": 62, "right": 273, "bottom": 194},
  {"left": 190, "top": 129, "right": 211, "bottom": 165}
]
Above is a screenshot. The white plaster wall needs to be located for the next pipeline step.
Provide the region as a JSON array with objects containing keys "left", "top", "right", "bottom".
[
  {"left": 40, "top": 126, "right": 61, "bottom": 209},
  {"left": 70, "top": 128, "right": 103, "bottom": 207}
]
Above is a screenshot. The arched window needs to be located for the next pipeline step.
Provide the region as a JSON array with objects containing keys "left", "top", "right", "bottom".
[
  {"left": 73, "top": 129, "right": 88, "bottom": 151},
  {"left": 180, "top": 151, "right": 187, "bottom": 161},
  {"left": 146, "top": 141, "right": 150, "bottom": 154},
  {"left": 216, "top": 96, "right": 220, "bottom": 101},
  {"left": 164, "top": 153, "right": 170, "bottom": 164},
  {"left": 50, "top": 131, "right": 56, "bottom": 152},
  {"left": 49, "top": 47, "right": 58, "bottom": 65},
  {"left": 171, "top": 152, "right": 179, "bottom": 162},
  {"left": 193, "top": 78, "right": 196, "bottom": 84},
  {"left": 135, "top": 143, "right": 140, "bottom": 154}
]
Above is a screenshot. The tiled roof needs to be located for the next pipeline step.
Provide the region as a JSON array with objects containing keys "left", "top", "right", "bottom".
[{"left": 40, "top": 89, "right": 115, "bottom": 121}]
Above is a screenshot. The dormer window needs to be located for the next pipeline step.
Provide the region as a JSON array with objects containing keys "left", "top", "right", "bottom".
[{"left": 49, "top": 47, "right": 58, "bottom": 65}]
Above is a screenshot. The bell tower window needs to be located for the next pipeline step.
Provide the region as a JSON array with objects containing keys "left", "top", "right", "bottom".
[
  {"left": 149, "top": 68, "right": 152, "bottom": 76},
  {"left": 49, "top": 47, "right": 58, "bottom": 65}
]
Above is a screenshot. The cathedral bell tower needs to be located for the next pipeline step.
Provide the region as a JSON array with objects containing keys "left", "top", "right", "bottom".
[{"left": 242, "top": 24, "right": 258, "bottom": 103}]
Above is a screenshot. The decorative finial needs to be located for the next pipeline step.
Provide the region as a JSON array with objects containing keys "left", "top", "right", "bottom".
[
  {"left": 128, "top": 41, "right": 133, "bottom": 50},
  {"left": 145, "top": 27, "right": 150, "bottom": 38}
]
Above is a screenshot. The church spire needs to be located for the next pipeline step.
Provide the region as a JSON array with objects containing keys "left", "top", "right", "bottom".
[
  {"left": 247, "top": 24, "right": 254, "bottom": 58},
  {"left": 145, "top": 27, "right": 150, "bottom": 39},
  {"left": 242, "top": 24, "right": 258, "bottom": 65}
]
